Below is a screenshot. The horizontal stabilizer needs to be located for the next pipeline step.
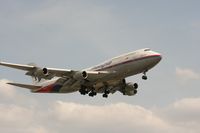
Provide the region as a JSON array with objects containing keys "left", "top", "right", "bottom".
[{"left": 7, "top": 82, "right": 41, "bottom": 90}]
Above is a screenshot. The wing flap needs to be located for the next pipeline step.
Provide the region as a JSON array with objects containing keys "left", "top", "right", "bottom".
[
  {"left": 85, "top": 70, "right": 116, "bottom": 81},
  {"left": 86, "top": 70, "right": 112, "bottom": 74},
  {"left": 46, "top": 68, "right": 74, "bottom": 77},
  {"left": 7, "top": 82, "right": 41, "bottom": 90}
]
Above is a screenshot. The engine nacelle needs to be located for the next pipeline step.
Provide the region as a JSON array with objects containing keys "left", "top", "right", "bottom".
[
  {"left": 33, "top": 68, "right": 49, "bottom": 80},
  {"left": 73, "top": 71, "right": 88, "bottom": 80},
  {"left": 124, "top": 83, "right": 137, "bottom": 96},
  {"left": 43, "top": 68, "right": 48, "bottom": 75}
]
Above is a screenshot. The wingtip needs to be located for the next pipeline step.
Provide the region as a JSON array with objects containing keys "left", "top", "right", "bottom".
[{"left": 7, "top": 82, "right": 13, "bottom": 85}]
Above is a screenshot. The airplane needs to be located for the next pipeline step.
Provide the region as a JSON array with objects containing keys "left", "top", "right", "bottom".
[{"left": 0, "top": 48, "right": 162, "bottom": 98}]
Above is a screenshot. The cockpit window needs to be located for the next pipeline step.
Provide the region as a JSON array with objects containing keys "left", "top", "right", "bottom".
[{"left": 144, "top": 48, "right": 151, "bottom": 51}]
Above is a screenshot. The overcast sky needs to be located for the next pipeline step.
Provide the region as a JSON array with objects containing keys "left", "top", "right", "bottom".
[{"left": 0, "top": 0, "right": 200, "bottom": 133}]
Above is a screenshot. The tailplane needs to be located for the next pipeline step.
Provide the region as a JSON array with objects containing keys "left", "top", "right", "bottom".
[{"left": 7, "top": 82, "right": 41, "bottom": 91}]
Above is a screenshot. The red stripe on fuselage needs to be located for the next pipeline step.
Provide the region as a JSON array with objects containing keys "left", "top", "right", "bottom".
[{"left": 36, "top": 84, "right": 55, "bottom": 93}]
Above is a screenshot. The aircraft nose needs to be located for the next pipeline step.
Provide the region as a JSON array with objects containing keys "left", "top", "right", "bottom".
[
  {"left": 157, "top": 54, "right": 162, "bottom": 61},
  {"left": 154, "top": 53, "right": 162, "bottom": 63},
  {"left": 150, "top": 51, "right": 162, "bottom": 64}
]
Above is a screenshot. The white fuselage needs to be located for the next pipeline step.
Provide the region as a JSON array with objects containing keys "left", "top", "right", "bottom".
[
  {"left": 34, "top": 48, "right": 162, "bottom": 93},
  {"left": 0, "top": 48, "right": 162, "bottom": 95},
  {"left": 57, "top": 48, "right": 162, "bottom": 93},
  {"left": 89, "top": 48, "right": 161, "bottom": 80}
]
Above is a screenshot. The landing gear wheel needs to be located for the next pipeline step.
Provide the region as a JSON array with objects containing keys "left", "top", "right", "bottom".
[
  {"left": 134, "top": 89, "right": 137, "bottom": 94},
  {"left": 79, "top": 86, "right": 89, "bottom": 95},
  {"left": 89, "top": 91, "right": 97, "bottom": 97},
  {"left": 103, "top": 94, "right": 108, "bottom": 98},
  {"left": 142, "top": 75, "right": 147, "bottom": 80},
  {"left": 133, "top": 83, "right": 138, "bottom": 89},
  {"left": 93, "top": 92, "right": 97, "bottom": 96},
  {"left": 142, "top": 71, "right": 148, "bottom": 80},
  {"left": 105, "top": 90, "right": 110, "bottom": 94},
  {"left": 89, "top": 92, "right": 94, "bottom": 97},
  {"left": 85, "top": 90, "right": 89, "bottom": 94},
  {"left": 79, "top": 89, "right": 86, "bottom": 95},
  {"left": 102, "top": 89, "right": 109, "bottom": 98}
]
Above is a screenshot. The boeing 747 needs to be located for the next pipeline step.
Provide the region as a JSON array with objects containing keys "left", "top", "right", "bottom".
[{"left": 0, "top": 48, "right": 162, "bottom": 98}]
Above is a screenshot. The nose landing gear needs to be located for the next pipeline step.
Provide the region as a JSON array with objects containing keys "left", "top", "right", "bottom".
[
  {"left": 142, "top": 75, "right": 147, "bottom": 80},
  {"left": 142, "top": 71, "right": 148, "bottom": 80}
]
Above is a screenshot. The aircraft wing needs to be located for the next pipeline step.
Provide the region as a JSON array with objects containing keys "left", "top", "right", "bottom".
[
  {"left": 44, "top": 68, "right": 74, "bottom": 77},
  {"left": 0, "top": 62, "right": 35, "bottom": 71},
  {"left": 0, "top": 61, "right": 114, "bottom": 81},
  {"left": 0, "top": 61, "right": 74, "bottom": 80},
  {"left": 45, "top": 68, "right": 115, "bottom": 82}
]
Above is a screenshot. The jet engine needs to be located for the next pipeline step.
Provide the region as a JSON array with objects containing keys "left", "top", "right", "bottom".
[
  {"left": 73, "top": 71, "right": 88, "bottom": 80},
  {"left": 34, "top": 69, "right": 46, "bottom": 77},
  {"left": 73, "top": 71, "right": 107, "bottom": 81},
  {"left": 123, "top": 83, "right": 138, "bottom": 96},
  {"left": 32, "top": 68, "right": 50, "bottom": 81},
  {"left": 43, "top": 68, "right": 48, "bottom": 75}
]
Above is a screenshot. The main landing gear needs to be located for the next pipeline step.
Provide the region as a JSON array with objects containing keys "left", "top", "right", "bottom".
[
  {"left": 79, "top": 86, "right": 97, "bottom": 97},
  {"left": 102, "top": 89, "right": 110, "bottom": 98},
  {"left": 89, "top": 90, "right": 97, "bottom": 97},
  {"left": 79, "top": 85, "right": 89, "bottom": 95}
]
